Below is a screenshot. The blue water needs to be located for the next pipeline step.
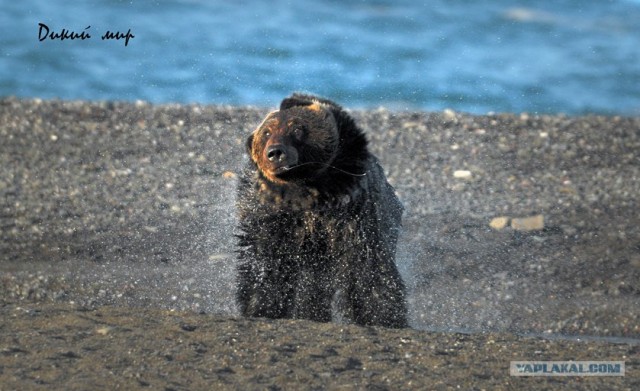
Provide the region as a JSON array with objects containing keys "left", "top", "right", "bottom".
[{"left": 2, "top": 0, "right": 639, "bottom": 115}]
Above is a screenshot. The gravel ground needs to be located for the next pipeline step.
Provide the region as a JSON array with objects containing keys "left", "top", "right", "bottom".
[
  {"left": 1, "top": 97, "right": 639, "bottom": 389},
  {"left": 1, "top": 302, "right": 637, "bottom": 390}
]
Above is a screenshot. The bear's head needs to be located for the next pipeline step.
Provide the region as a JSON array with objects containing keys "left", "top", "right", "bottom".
[{"left": 247, "top": 95, "right": 345, "bottom": 184}]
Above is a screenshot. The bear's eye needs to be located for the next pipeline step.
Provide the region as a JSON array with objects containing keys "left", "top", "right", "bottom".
[
  {"left": 263, "top": 130, "right": 271, "bottom": 138},
  {"left": 293, "top": 127, "right": 305, "bottom": 140}
]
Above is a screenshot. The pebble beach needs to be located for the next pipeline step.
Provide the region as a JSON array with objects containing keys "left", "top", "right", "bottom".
[{"left": 1, "top": 97, "right": 638, "bottom": 389}]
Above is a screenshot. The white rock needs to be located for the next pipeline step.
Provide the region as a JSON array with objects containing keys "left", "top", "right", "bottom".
[
  {"left": 511, "top": 215, "right": 545, "bottom": 231},
  {"left": 453, "top": 170, "right": 472, "bottom": 179},
  {"left": 489, "top": 217, "right": 509, "bottom": 230}
]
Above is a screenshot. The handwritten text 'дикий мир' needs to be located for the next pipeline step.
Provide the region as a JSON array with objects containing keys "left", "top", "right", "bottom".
[{"left": 38, "top": 23, "right": 134, "bottom": 46}]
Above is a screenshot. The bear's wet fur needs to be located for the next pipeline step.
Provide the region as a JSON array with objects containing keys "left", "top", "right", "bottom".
[{"left": 236, "top": 93, "right": 407, "bottom": 328}]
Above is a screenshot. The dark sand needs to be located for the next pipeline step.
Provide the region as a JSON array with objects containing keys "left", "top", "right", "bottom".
[{"left": 1, "top": 98, "right": 638, "bottom": 389}]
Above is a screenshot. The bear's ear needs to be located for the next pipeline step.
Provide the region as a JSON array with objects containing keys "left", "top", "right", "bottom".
[
  {"left": 245, "top": 134, "right": 254, "bottom": 154},
  {"left": 280, "top": 93, "right": 341, "bottom": 115},
  {"left": 280, "top": 94, "right": 316, "bottom": 110}
]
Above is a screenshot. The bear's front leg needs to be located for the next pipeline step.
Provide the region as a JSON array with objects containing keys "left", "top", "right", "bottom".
[
  {"left": 351, "top": 260, "right": 408, "bottom": 328},
  {"left": 291, "top": 266, "right": 333, "bottom": 322},
  {"left": 331, "top": 221, "right": 408, "bottom": 328},
  {"left": 236, "top": 253, "right": 294, "bottom": 319}
]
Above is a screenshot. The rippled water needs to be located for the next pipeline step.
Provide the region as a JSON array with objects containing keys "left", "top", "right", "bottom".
[{"left": 2, "top": 0, "right": 640, "bottom": 114}]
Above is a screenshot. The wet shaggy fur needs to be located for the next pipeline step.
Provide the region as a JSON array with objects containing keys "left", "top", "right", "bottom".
[{"left": 236, "top": 94, "right": 407, "bottom": 328}]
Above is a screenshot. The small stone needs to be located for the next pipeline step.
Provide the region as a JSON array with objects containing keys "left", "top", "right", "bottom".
[
  {"left": 489, "top": 217, "right": 509, "bottom": 230},
  {"left": 511, "top": 215, "right": 544, "bottom": 231},
  {"left": 443, "top": 108, "right": 456, "bottom": 120},
  {"left": 222, "top": 171, "right": 236, "bottom": 179},
  {"left": 180, "top": 324, "right": 197, "bottom": 332},
  {"left": 95, "top": 327, "right": 111, "bottom": 335},
  {"left": 453, "top": 170, "right": 472, "bottom": 179},
  {"left": 50, "top": 134, "right": 58, "bottom": 141},
  {"left": 209, "top": 253, "right": 232, "bottom": 261}
]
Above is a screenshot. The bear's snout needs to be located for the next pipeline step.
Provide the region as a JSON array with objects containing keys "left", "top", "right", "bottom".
[
  {"left": 262, "top": 142, "right": 299, "bottom": 176},
  {"left": 267, "top": 144, "right": 287, "bottom": 163}
]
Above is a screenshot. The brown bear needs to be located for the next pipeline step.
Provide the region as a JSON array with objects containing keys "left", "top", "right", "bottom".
[{"left": 236, "top": 93, "right": 407, "bottom": 328}]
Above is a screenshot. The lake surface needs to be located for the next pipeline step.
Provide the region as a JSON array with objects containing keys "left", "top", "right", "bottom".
[{"left": 2, "top": 0, "right": 639, "bottom": 115}]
